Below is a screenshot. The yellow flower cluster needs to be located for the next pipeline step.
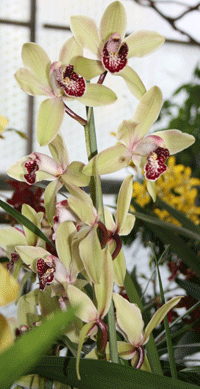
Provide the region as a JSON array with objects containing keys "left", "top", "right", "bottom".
[{"left": 132, "top": 156, "right": 200, "bottom": 225}]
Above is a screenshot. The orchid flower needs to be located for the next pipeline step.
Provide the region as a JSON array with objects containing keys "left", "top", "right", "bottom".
[
  {"left": 83, "top": 86, "right": 195, "bottom": 201},
  {"left": 15, "top": 220, "right": 85, "bottom": 293},
  {"left": 15, "top": 38, "right": 117, "bottom": 145},
  {"left": 70, "top": 1, "right": 164, "bottom": 100},
  {"left": 7, "top": 133, "right": 90, "bottom": 225},
  {"left": 105, "top": 293, "right": 183, "bottom": 367},
  {"left": 66, "top": 248, "right": 114, "bottom": 379}
]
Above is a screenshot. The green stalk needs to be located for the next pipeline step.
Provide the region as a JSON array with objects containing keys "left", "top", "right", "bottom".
[
  {"left": 155, "top": 257, "right": 178, "bottom": 379},
  {"left": 84, "top": 106, "right": 119, "bottom": 364}
]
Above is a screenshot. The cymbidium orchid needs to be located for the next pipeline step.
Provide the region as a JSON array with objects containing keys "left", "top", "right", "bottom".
[
  {"left": 15, "top": 220, "right": 85, "bottom": 294},
  {"left": 7, "top": 133, "right": 90, "bottom": 225},
  {"left": 83, "top": 86, "right": 195, "bottom": 201},
  {"left": 15, "top": 38, "right": 117, "bottom": 145},
  {"left": 70, "top": 1, "right": 164, "bottom": 99},
  {"left": 107, "top": 293, "right": 183, "bottom": 367},
  {"left": 66, "top": 248, "right": 114, "bottom": 379}
]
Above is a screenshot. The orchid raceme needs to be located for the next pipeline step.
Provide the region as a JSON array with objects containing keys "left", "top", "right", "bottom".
[
  {"left": 7, "top": 133, "right": 90, "bottom": 225},
  {"left": 83, "top": 86, "right": 195, "bottom": 201},
  {"left": 15, "top": 38, "right": 117, "bottom": 145},
  {"left": 71, "top": 1, "right": 164, "bottom": 100}
]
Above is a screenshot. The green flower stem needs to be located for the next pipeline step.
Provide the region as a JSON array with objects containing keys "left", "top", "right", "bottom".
[
  {"left": 156, "top": 260, "right": 178, "bottom": 379},
  {"left": 84, "top": 105, "right": 119, "bottom": 364}
]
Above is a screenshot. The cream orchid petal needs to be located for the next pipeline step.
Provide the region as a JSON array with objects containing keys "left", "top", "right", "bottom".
[
  {"left": 117, "top": 341, "right": 135, "bottom": 360},
  {"left": 7, "top": 156, "right": 28, "bottom": 182},
  {"left": 118, "top": 66, "right": 146, "bottom": 100},
  {"left": 37, "top": 97, "right": 65, "bottom": 146},
  {"left": 73, "top": 56, "right": 104, "bottom": 80},
  {"left": 15, "top": 246, "right": 50, "bottom": 272},
  {"left": 22, "top": 204, "right": 43, "bottom": 246},
  {"left": 115, "top": 175, "right": 133, "bottom": 231},
  {"left": 83, "top": 144, "right": 130, "bottom": 176},
  {"left": 0, "top": 265, "right": 19, "bottom": 306},
  {"left": 0, "top": 227, "right": 27, "bottom": 254},
  {"left": 15, "top": 67, "right": 54, "bottom": 97},
  {"left": 70, "top": 15, "right": 101, "bottom": 56},
  {"left": 94, "top": 248, "right": 114, "bottom": 318},
  {"left": 67, "top": 195, "right": 96, "bottom": 226},
  {"left": 147, "top": 180, "right": 156, "bottom": 202},
  {"left": 153, "top": 130, "right": 195, "bottom": 155},
  {"left": 62, "top": 161, "right": 90, "bottom": 188},
  {"left": 104, "top": 207, "right": 116, "bottom": 232},
  {"left": 113, "top": 293, "right": 144, "bottom": 346},
  {"left": 113, "top": 249, "right": 126, "bottom": 287},
  {"left": 119, "top": 213, "right": 136, "bottom": 236},
  {"left": 79, "top": 225, "right": 102, "bottom": 284},
  {"left": 124, "top": 30, "right": 165, "bottom": 59},
  {"left": 100, "top": 1, "right": 127, "bottom": 42},
  {"left": 132, "top": 86, "right": 163, "bottom": 138},
  {"left": 59, "top": 36, "right": 83, "bottom": 65},
  {"left": 134, "top": 134, "right": 165, "bottom": 156},
  {"left": 44, "top": 179, "right": 63, "bottom": 226},
  {"left": 55, "top": 221, "right": 76, "bottom": 272},
  {"left": 117, "top": 119, "right": 141, "bottom": 147},
  {"left": 21, "top": 43, "right": 51, "bottom": 85},
  {"left": 49, "top": 133, "right": 70, "bottom": 169},
  {"left": 0, "top": 313, "right": 14, "bottom": 351},
  {"left": 143, "top": 296, "right": 183, "bottom": 344},
  {"left": 67, "top": 284, "right": 97, "bottom": 323},
  {"left": 77, "top": 83, "right": 117, "bottom": 107}
]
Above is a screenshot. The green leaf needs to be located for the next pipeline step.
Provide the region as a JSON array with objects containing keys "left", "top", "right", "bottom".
[
  {"left": 0, "top": 308, "right": 77, "bottom": 389},
  {"left": 0, "top": 199, "right": 55, "bottom": 249},
  {"left": 176, "top": 278, "right": 200, "bottom": 301},
  {"left": 31, "top": 356, "right": 200, "bottom": 389}
]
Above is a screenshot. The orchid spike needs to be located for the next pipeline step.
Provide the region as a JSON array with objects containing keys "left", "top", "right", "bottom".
[
  {"left": 71, "top": 1, "right": 165, "bottom": 99},
  {"left": 7, "top": 133, "right": 90, "bottom": 225},
  {"left": 83, "top": 86, "right": 195, "bottom": 201},
  {"left": 15, "top": 39, "right": 117, "bottom": 145}
]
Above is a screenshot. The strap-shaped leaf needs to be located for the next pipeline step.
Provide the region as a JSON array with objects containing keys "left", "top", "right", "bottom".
[
  {"left": 0, "top": 200, "right": 55, "bottom": 248},
  {"left": 31, "top": 356, "right": 200, "bottom": 389}
]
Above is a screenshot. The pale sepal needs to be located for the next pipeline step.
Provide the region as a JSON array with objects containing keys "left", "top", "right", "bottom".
[
  {"left": 132, "top": 86, "right": 163, "bottom": 139},
  {"left": 124, "top": 30, "right": 165, "bottom": 59},
  {"left": 83, "top": 143, "right": 130, "bottom": 176},
  {"left": 113, "top": 292, "right": 144, "bottom": 346},
  {"left": 70, "top": 15, "right": 101, "bottom": 57},
  {"left": 17, "top": 290, "right": 39, "bottom": 327},
  {"left": 76, "top": 321, "right": 95, "bottom": 380},
  {"left": 67, "top": 195, "right": 96, "bottom": 226},
  {"left": 143, "top": 296, "right": 183, "bottom": 344},
  {"left": 38, "top": 286, "right": 60, "bottom": 316},
  {"left": 112, "top": 249, "right": 126, "bottom": 287},
  {"left": 0, "top": 264, "right": 19, "bottom": 306},
  {"left": 119, "top": 213, "right": 136, "bottom": 236},
  {"left": 0, "top": 314, "right": 14, "bottom": 352},
  {"left": 147, "top": 180, "right": 156, "bottom": 202},
  {"left": 73, "top": 57, "right": 104, "bottom": 80},
  {"left": 37, "top": 97, "right": 65, "bottom": 146},
  {"left": 7, "top": 156, "right": 29, "bottom": 182},
  {"left": 79, "top": 225, "right": 102, "bottom": 284},
  {"left": 99, "top": 1, "right": 127, "bottom": 42},
  {"left": 0, "top": 227, "right": 27, "bottom": 255},
  {"left": 15, "top": 67, "right": 53, "bottom": 97},
  {"left": 21, "top": 43, "right": 51, "bottom": 85},
  {"left": 118, "top": 66, "right": 146, "bottom": 100},
  {"left": 15, "top": 246, "right": 50, "bottom": 272},
  {"left": 22, "top": 204, "right": 43, "bottom": 246},
  {"left": 62, "top": 161, "right": 90, "bottom": 187},
  {"left": 77, "top": 83, "right": 117, "bottom": 107},
  {"left": 49, "top": 133, "right": 69, "bottom": 168},
  {"left": 154, "top": 130, "right": 195, "bottom": 155},
  {"left": 115, "top": 175, "right": 133, "bottom": 232},
  {"left": 104, "top": 206, "right": 116, "bottom": 232},
  {"left": 44, "top": 179, "right": 63, "bottom": 226},
  {"left": 94, "top": 248, "right": 114, "bottom": 318},
  {"left": 59, "top": 36, "right": 83, "bottom": 65},
  {"left": 67, "top": 284, "right": 97, "bottom": 323}
]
